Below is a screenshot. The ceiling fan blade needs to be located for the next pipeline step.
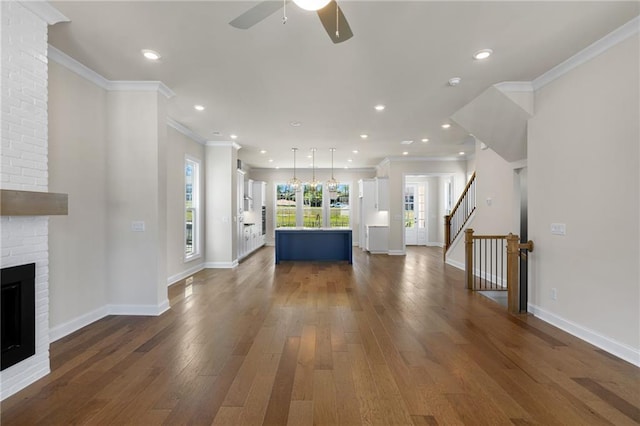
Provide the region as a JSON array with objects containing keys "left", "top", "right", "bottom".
[
  {"left": 229, "top": 1, "right": 287, "bottom": 30},
  {"left": 317, "top": 1, "right": 353, "bottom": 44}
]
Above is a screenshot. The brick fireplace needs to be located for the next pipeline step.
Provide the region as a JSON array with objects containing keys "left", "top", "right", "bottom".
[{"left": 0, "top": 0, "right": 68, "bottom": 399}]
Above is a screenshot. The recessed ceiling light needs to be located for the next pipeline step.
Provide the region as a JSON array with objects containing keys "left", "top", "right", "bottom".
[
  {"left": 473, "top": 49, "right": 493, "bottom": 60},
  {"left": 348, "top": 159, "right": 353, "bottom": 163},
  {"left": 441, "top": 123, "right": 451, "bottom": 129},
  {"left": 374, "top": 104, "right": 385, "bottom": 111},
  {"left": 230, "top": 134, "right": 238, "bottom": 139},
  {"left": 141, "top": 49, "right": 161, "bottom": 61},
  {"left": 402, "top": 151, "right": 409, "bottom": 156},
  {"left": 276, "top": 166, "right": 280, "bottom": 169},
  {"left": 268, "top": 159, "right": 273, "bottom": 162},
  {"left": 421, "top": 138, "right": 429, "bottom": 143},
  {"left": 401, "top": 140, "right": 414, "bottom": 145},
  {"left": 307, "top": 155, "right": 312, "bottom": 159},
  {"left": 459, "top": 151, "right": 465, "bottom": 155},
  {"left": 352, "top": 150, "right": 358, "bottom": 154},
  {"left": 290, "top": 121, "right": 302, "bottom": 127},
  {"left": 448, "top": 77, "right": 462, "bottom": 86},
  {"left": 344, "top": 166, "right": 349, "bottom": 169},
  {"left": 260, "top": 150, "right": 267, "bottom": 154},
  {"left": 194, "top": 105, "right": 205, "bottom": 111},
  {"left": 360, "top": 134, "right": 368, "bottom": 139}
]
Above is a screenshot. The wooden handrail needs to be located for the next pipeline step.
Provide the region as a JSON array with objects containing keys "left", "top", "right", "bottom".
[
  {"left": 449, "top": 172, "right": 476, "bottom": 218},
  {"left": 465, "top": 229, "right": 534, "bottom": 314},
  {"left": 444, "top": 172, "right": 477, "bottom": 257}
]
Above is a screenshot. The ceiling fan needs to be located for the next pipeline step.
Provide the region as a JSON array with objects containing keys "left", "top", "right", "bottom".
[{"left": 229, "top": 0, "right": 353, "bottom": 44}]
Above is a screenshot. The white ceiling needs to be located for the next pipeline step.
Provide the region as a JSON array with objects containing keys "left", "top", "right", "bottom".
[{"left": 48, "top": 1, "right": 639, "bottom": 170}]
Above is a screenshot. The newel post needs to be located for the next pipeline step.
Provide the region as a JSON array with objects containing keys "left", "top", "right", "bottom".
[
  {"left": 443, "top": 215, "right": 451, "bottom": 260},
  {"left": 506, "top": 233, "right": 520, "bottom": 314},
  {"left": 464, "top": 228, "right": 474, "bottom": 289}
]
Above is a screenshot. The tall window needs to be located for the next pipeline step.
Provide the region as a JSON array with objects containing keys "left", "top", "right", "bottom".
[
  {"left": 329, "top": 183, "right": 350, "bottom": 227},
  {"left": 276, "top": 184, "right": 297, "bottom": 227},
  {"left": 185, "top": 157, "right": 200, "bottom": 260},
  {"left": 303, "top": 184, "right": 323, "bottom": 228}
]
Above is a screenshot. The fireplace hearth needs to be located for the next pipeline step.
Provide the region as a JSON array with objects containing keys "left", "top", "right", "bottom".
[{"left": 1, "top": 263, "right": 36, "bottom": 371}]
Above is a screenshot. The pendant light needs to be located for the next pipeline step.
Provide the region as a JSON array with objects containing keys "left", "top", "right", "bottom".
[
  {"left": 326, "top": 148, "right": 338, "bottom": 193},
  {"left": 288, "top": 148, "right": 301, "bottom": 191},
  {"left": 309, "top": 148, "right": 321, "bottom": 191}
]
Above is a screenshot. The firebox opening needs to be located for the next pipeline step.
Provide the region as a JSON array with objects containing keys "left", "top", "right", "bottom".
[{"left": 1, "top": 263, "right": 36, "bottom": 371}]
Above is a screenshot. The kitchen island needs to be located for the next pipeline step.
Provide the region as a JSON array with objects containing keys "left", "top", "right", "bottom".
[{"left": 275, "top": 228, "right": 352, "bottom": 264}]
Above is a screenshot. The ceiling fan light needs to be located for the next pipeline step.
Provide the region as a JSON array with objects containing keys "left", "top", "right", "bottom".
[{"left": 292, "top": 0, "right": 332, "bottom": 11}]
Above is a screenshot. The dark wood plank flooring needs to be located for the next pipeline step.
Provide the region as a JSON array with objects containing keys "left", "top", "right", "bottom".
[{"left": 1, "top": 247, "right": 639, "bottom": 425}]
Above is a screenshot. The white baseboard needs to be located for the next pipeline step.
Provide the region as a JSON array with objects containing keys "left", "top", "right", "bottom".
[
  {"left": 388, "top": 250, "right": 406, "bottom": 256},
  {"left": 0, "top": 354, "right": 50, "bottom": 401},
  {"left": 49, "top": 305, "right": 109, "bottom": 343},
  {"left": 528, "top": 303, "right": 640, "bottom": 367},
  {"left": 167, "top": 262, "right": 205, "bottom": 286},
  {"left": 48, "top": 299, "right": 169, "bottom": 361},
  {"left": 204, "top": 260, "right": 239, "bottom": 269},
  {"left": 446, "top": 258, "right": 465, "bottom": 270},
  {"left": 368, "top": 250, "right": 388, "bottom": 254},
  {"left": 426, "top": 242, "right": 444, "bottom": 247},
  {"left": 107, "top": 300, "right": 169, "bottom": 316}
]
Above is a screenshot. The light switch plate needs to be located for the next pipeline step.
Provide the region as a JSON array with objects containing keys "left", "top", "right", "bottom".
[
  {"left": 131, "top": 221, "right": 145, "bottom": 232},
  {"left": 551, "top": 223, "right": 566, "bottom": 235}
]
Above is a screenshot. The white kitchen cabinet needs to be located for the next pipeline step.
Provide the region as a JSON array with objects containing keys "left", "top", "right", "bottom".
[
  {"left": 244, "top": 178, "right": 254, "bottom": 212},
  {"left": 252, "top": 181, "right": 266, "bottom": 207},
  {"left": 375, "top": 177, "right": 389, "bottom": 211},
  {"left": 366, "top": 226, "right": 389, "bottom": 254}
]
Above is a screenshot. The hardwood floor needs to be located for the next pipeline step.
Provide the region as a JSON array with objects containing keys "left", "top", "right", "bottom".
[{"left": 2, "top": 247, "right": 639, "bottom": 425}]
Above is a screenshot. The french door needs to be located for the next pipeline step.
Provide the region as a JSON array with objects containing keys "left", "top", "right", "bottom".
[{"left": 404, "top": 183, "right": 427, "bottom": 245}]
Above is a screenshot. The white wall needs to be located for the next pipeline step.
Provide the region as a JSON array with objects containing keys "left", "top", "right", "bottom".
[
  {"left": 385, "top": 160, "right": 467, "bottom": 254},
  {"left": 106, "top": 91, "right": 168, "bottom": 312},
  {"left": 248, "top": 168, "right": 376, "bottom": 245},
  {"left": 48, "top": 61, "right": 108, "bottom": 331},
  {"left": 528, "top": 33, "right": 639, "bottom": 363},
  {"left": 205, "top": 143, "right": 238, "bottom": 267},
  {"left": 166, "top": 127, "right": 205, "bottom": 284},
  {"left": 446, "top": 140, "right": 517, "bottom": 267}
]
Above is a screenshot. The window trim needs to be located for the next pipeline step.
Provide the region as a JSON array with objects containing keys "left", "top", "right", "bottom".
[
  {"left": 274, "top": 181, "right": 352, "bottom": 230},
  {"left": 184, "top": 155, "right": 201, "bottom": 262}
]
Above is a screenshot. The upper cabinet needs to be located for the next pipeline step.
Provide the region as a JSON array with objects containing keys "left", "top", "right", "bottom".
[
  {"left": 374, "top": 177, "right": 389, "bottom": 211},
  {"left": 253, "top": 181, "right": 266, "bottom": 208},
  {"left": 244, "top": 178, "right": 254, "bottom": 212}
]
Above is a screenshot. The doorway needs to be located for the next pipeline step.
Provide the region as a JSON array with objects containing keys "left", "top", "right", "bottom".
[{"left": 404, "top": 182, "right": 427, "bottom": 245}]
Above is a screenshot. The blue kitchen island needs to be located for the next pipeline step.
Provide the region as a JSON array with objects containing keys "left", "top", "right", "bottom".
[{"left": 275, "top": 228, "right": 352, "bottom": 264}]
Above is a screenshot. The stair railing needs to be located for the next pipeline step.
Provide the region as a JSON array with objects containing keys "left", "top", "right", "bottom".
[
  {"left": 444, "top": 172, "right": 476, "bottom": 256},
  {"left": 464, "top": 228, "right": 533, "bottom": 313}
]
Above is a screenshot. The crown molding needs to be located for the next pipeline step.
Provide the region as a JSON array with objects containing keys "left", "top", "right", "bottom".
[
  {"left": 107, "top": 81, "right": 175, "bottom": 99},
  {"left": 19, "top": 1, "right": 69, "bottom": 25},
  {"left": 48, "top": 45, "right": 109, "bottom": 89},
  {"left": 533, "top": 16, "right": 639, "bottom": 91},
  {"left": 48, "top": 45, "right": 175, "bottom": 99},
  {"left": 167, "top": 118, "right": 206, "bottom": 145},
  {"left": 385, "top": 156, "right": 467, "bottom": 163},
  {"left": 206, "top": 141, "right": 242, "bottom": 150},
  {"left": 494, "top": 81, "right": 534, "bottom": 92}
]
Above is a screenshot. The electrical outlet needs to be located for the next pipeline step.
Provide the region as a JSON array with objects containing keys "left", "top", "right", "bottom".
[{"left": 551, "top": 288, "right": 557, "bottom": 300}]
